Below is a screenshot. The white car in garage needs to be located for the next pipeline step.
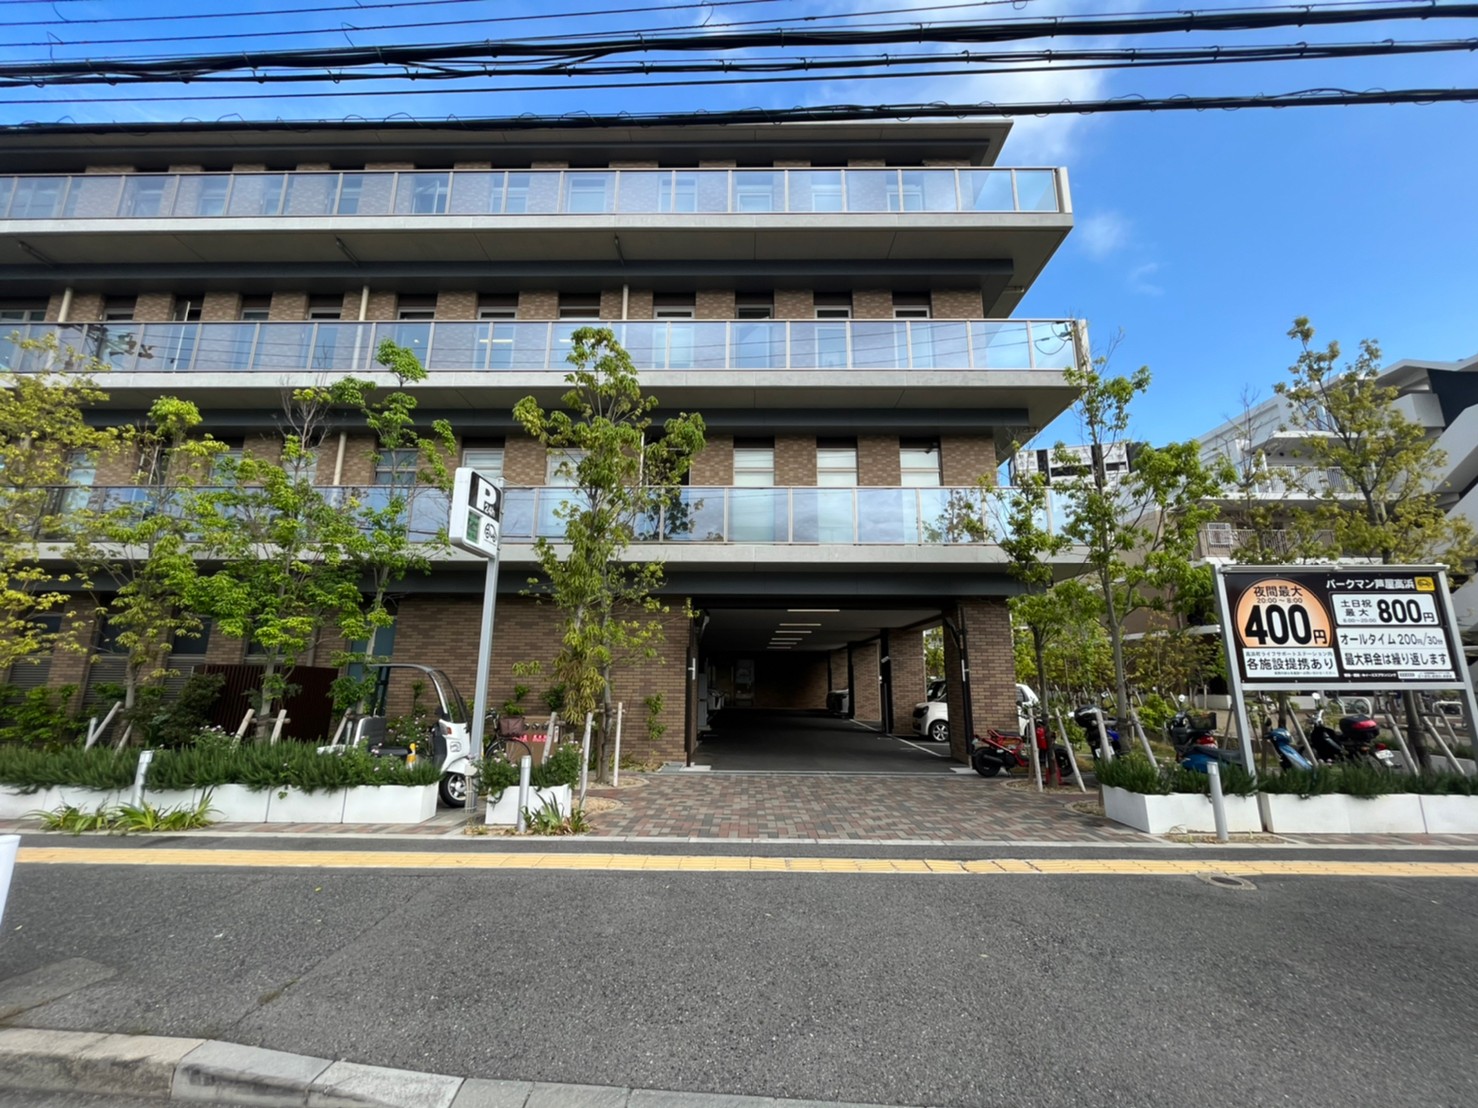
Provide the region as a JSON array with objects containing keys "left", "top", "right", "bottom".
[{"left": 911, "top": 680, "right": 1040, "bottom": 742}]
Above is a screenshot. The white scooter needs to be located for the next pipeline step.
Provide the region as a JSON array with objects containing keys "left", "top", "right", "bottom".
[{"left": 326, "top": 663, "right": 475, "bottom": 807}]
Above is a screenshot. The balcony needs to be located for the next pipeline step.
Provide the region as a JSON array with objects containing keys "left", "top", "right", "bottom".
[
  {"left": 1196, "top": 525, "right": 1337, "bottom": 561},
  {"left": 0, "top": 167, "right": 1064, "bottom": 222},
  {"left": 34, "top": 484, "right": 1074, "bottom": 547},
  {"left": 4, "top": 319, "right": 1079, "bottom": 376}
]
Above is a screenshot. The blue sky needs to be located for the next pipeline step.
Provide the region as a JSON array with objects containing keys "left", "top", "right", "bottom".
[{"left": 2, "top": 0, "right": 1475, "bottom": 448}]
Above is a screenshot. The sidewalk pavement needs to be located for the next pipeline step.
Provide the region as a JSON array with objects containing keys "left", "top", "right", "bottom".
[{"left": 0, "top": 1027, "right": 924, "bottom": 1108}]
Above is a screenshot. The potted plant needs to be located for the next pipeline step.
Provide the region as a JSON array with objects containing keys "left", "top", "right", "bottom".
[
  {"left": 1097, "top": 755, "right": 1262, "bottom": 834},
  {"left": 1256, "top": 765, "right": 1425, "bottom": 834},
  {"left": 482, "top": 742, "right": 580, "bottom": 825}
]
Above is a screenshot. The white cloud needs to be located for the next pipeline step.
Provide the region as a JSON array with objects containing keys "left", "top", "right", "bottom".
[
  {"left": 1078, "top": 211, "right": 1131, "bottom": 260},
  {"left": 1128, "top": 261, "right": 1164, "bottom": 296}
]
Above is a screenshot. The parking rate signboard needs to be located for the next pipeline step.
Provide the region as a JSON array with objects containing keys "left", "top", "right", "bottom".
[
  {"left": 448, "top": 468, "right": 503, "bottom": 559},
  {"left": 1215, "top": 565, "right": 1462, "bottom": 691}
]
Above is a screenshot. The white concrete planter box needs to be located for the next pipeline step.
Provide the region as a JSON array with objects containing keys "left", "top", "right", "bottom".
[
  {"left": 205, "top": 784, "right": 271, "bottom": 823},
  {"left": 1346, "top": 794, "right": 1427, "bottom": 834},
  {"left": 1102, "top": 785, "right": 1261, "bottom": 834},
  {"left": 341, "top": 784, "right": 437, "bottom": 824},
  {"left": 141, "top": 788, "right": 203, "bottom": 812},
  {"left": 486, "top": 784, "right": 573, "bottom": 826},
  {"left": 52, "top": 787, "right": 123, "bottom": 812},
  {"left": 265, "top": 787, "right": 347, "bottom": 824},
  {"left": 1419, "top": 795, "right": 1478, "bottom": 833},
  {"left": 1257, "top": 792, "right": 1428, "bottom": 834},
  {"left": 1257, "top": 793, "right": 1350, "bottom": 833},
  {"left": 0, "top": 787, "right": 58, "bottom": 819}
]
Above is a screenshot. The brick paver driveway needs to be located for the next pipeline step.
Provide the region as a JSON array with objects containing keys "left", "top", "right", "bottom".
[{"left": 585, "top": 773, "right": 1147, "bottom": 842}]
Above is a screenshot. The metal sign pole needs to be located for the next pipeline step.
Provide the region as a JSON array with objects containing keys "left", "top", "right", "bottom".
[
  {"left": 1433, "top": 568, "right": 1478, "bottom": 777},
  {"left": 467, "top": 552, "right": 500, "bottom": 822},
  {"left": 1212, "top": 565, "right": 1259, "bottom": 775}
]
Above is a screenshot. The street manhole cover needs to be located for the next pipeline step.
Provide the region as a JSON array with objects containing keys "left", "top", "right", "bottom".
[{"left": 1197, "top": 871, "right": 1256, "bottom": 891}]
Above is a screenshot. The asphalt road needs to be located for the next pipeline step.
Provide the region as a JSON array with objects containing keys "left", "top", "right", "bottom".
[{"left": 1, "top": 856, "right": 1475, "bottom": 1108}]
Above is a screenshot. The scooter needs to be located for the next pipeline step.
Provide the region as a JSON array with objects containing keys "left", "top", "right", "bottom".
[
  {"left": 969, "top": 728, "right": 1073, "bottom": 779},
  {"left": 1305, "top": 693, "right": 1400, "bottom": 770},
  {"left": 1166, "top": 702, "right": 1248, "bottom": 773},
  {"left": 1072, "top": 704, "right": 1126, "bottom": 760},
  {"left": 326, "top": 663, "right": 475, "bottom": 807}
]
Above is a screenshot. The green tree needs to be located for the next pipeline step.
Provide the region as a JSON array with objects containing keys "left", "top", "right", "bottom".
[
  {"left": 1274, "top": 317, "right": 1478, "bottom": 764},
  {"left": 308, "top": 340, "right": 457, "bottom": 708},
  {"left": 1055, "top": 354, "right": 1231, "bottom": 727},
  {"left": 189, "top": 398, "right": 364, "bottom": 739},
  {"left": 513, "top": 327, "right": 705, "bottom": 776},
  {"left": 0, "top": 334, "right": 115, "bottom": 672},
  {"left": 68, "top": 397, "right": 224, "bottom": 736},
  {"left": 990, "top": 469, "right": 1070, "bottom": 716}
]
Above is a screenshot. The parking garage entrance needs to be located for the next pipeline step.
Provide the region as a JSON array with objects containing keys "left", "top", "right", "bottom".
[{"left": 689, "top": 602, "right": 956, "bottom": 773}]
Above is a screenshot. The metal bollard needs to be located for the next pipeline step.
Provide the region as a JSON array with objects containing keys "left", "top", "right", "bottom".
[
  {"left": 1207, "top": 760, "right": 1229, "bottom": 844},
  {"left": 515, "top": 755, "right": 532, "bottom": 833},
  {"left": 131, "top": 749, "right": 155, "bottom": 808}
]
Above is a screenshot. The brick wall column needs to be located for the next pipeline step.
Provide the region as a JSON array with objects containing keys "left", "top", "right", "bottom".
[
  {"left": 942, "top": 597, "right": 1016, "bottom": 761},
  {"left": 134, "top": 293, "right": 174, "bottom": 322},
  {"left": 889, "top": 629, "right": 928, "bottom": 735},
  {"left": 689, "top": 435, "right": 733, "bottom": 485},
  {"left": 518, "top": 291, "right": 558, "bottom": 320},
  {"left": 940, "top": 435, "right": 998, "bottom": 487},
  {"left": 853, "top": 291, "right": 893, "bottom": 320},
  {"left": 695, "top": 290, "right": 735, "bottom": 320},
  {"left": 436, "top": 291, "right": 476, "bottom": 320},
  {"left": 775, "top": 435, "right": 815, "bottom": 486},
  {"left": 851, "top": 640, "right": 881, "bottom": 721},
  {"left": 858, "top": 435, "right": 900, "bottom": 486},
  {"left": 269, "top": 292, "right": 308, "bottom": 321}
]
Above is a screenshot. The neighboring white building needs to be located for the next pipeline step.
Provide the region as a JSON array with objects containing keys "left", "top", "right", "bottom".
[{"left": 1010, "top": 441, "right": 1139, "bottom": 486}]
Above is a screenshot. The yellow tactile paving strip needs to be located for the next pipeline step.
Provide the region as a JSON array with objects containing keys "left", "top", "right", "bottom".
[{"left": 15, "top": 847, "right": 1478, "bottom": 878}]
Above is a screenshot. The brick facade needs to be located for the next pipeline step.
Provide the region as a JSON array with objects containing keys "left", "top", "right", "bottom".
[
  {"left": 940, "top": 435, "right": 997, "bottom": 487},
  {"left": 858, "top": 435, "right": 901, "bottom": 486},
  {"left": 774, "top": 435, "right": 816, "bottom": 486},
  {"left": 436, "top": 291, "right": 477, "bottom": 320},
  {"left": 695, "top": 290, "right": 735, "bottom": 320},
  {"left": 931, "top": 289, "right": 984, "bottom": 318},
  {"left": 888, "top": 629, "right": 928, "bottom": 735},
  {"left": 518, "top": 290, "right": 558, "bottom": 320},
  {"left": 942, "top": 598, "right": 1016, "bottom": 761},
  {"left": 688, "top": 435, "right": 733, "bottom": 485},
  {"left": 774, "top": 290, "right": 813, "bottom": 320},
  {"left": 850, "top": 640, "right": 882, "bottom": 720},
  {"left": 852, "top": 290, "right": 894, "bottom": 320}
]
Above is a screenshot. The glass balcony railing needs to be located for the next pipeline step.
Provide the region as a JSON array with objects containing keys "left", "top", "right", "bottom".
[
  {"left": 0, "top": 167, "right": 1064, "bottom": 222},
  {"left": 2, "top": 319, "right": 1078, "bottom": 375},
  {"left": 31, "top": 485, "right": 1070, "bottom": 543}
]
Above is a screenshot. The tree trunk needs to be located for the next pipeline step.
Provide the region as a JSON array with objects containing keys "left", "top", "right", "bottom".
[
  {"left": 1100, "top": 568, "right": 1130, "bottom": 730},
  {"left": 1402, "top": 689, "right": 1430, "bottom": 770}
]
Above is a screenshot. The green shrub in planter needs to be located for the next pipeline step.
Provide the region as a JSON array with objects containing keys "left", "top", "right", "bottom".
[
  {"left": 531, "top": 742, "right": 581, "bottom": 789},
  {"left": 1258, "top": 764, "right": 1399, "bottom": 798},
  {"left": 0, "top": 745, "right": 139, "bottom": 792},
  {"left": 475, "top": 759, "right": 520, "bottom": 798},
  {"left": 1404, "top": 771, "right": 1476, "bottom": 796},
  {"left": 1163, "top": 761, "right": 1258, "bottom": 798},
  {"left": 1094, "top": 754, "right": 1167, "bottom": 795},
  {"left": 147, "top": 742, "right": 439, "bottom": 792}
]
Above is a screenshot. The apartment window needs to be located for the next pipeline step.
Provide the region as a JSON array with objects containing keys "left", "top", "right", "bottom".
[
  {"left": 95, "top": 614, "right": 128, "bottom": 655},
  {"left": 195, "top": 176, "right": 229, "bottom": 217},
  {"left": 396, "top": 295, "right": 436, "bottom": 321},
  {"left": 119, "top": 177, "right": 167, "bottom": 218},
  {"left": 816, "top": 440, "right": 858, "bottom": 487},
  {"left": 0, "top": 300, "right": 46, "bottom": 323},
  {"left": 653, "top": 294, "right": 695, "bottom": 319},
  {"left": 736, "top": 294, "right": 773, "bottom": 320},
  {"left": 814, "top": 294, "right": 852, "bottom": 319},
  {"left": 462, "top": 444, "right": 505, "bottom": 482},
  {"left": 375, "top": 448, "right": 421, "bottom": 487},
  {"left": 661, "top": 173, "right": 697, "bottom": 213},
  {"left": 10, "top": 177, "right": 65, "bottom": 219},
  {"left": 558, "top": 294, "right": 602, "bottom": 320},
  {"left": 893, "top": 294, "right": 931, "bottom": 319},
  {"left": 400, "top": 172, "right": 450, "bottom": 215},
  {"left": 307, "top": 295, "right": 342, "bottom": 320},
  {"left": 899, "top": 439, "right": 942, "bottom": 487},
  {"left": 239, "top": 295, "right": 271, "bottom": 321},
  {"left": 546, "top": 448, "right": 587, "bottom": 487},
  {"left": 477, "top": 295, "right": 517, "bottom": 320},
  {"left": 211, "top": 439, "right": 245, "bottom": 485},
  {"left": 336, "top": 173, "right": 366, "bottom": 215},
  {"left": 565, "top": 173, "right": 613, "bottom": 214},
  {"left": 172, "top": 297, "right": 203, "bottom": 322},
  {"left": 173, "top": 619, "right": 213, "bottom": 658},
  {"left": 734, "top": 171, "right": 779, "bottom": 213},
  {"left": 733, "top": 440, "right": 775, "bottom": 487},
  {"left": 103, "top": 296, "right": 137, "bottom": 322}
]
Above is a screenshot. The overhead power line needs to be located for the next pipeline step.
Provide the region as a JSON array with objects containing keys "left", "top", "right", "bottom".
[
  {"left": 8, "top": 37, "right": 1470, "bottom": 90},
  {"left": 7, "top": 87, "right": 1474, "bottom": 118},
  {"left": 5, "top": 3, "right": 1475, "bottom": 84}
]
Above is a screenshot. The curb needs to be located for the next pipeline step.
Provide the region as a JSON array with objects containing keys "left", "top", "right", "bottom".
[{"left": 0, "top": 1026, "right": 924, "bottom": 1108}]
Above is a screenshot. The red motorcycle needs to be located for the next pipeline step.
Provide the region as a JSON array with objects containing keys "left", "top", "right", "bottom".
[{"left": 970, "top": 727, "right": 1073, "bottom": 779}]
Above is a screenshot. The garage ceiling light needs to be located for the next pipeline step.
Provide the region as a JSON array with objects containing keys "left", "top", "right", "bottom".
[
  {"left": 787, "top": 608, "right": 839, "bottom": 613},
  {"left": 780, "top": 622, "right": 822, "bottom": 627}
]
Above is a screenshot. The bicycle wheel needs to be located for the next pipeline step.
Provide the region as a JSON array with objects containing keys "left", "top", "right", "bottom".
[{"left": 499, "top": 737, "right": 533, "bottom": 764}]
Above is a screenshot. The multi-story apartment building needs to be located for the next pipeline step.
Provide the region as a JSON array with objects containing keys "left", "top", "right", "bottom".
[{"left": 0, "top": 118, "right": 1083, "bottom": 765}]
